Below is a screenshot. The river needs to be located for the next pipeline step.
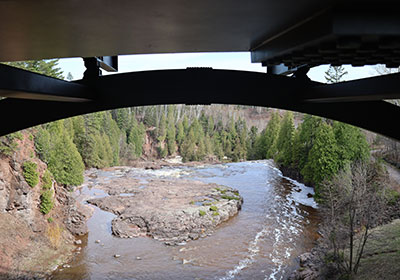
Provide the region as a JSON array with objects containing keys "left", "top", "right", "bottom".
[{"left": 52, "top": 160, "right": 319, "bottom": 280}]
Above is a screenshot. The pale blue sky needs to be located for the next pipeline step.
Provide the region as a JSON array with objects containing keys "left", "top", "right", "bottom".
[{"left": 59, "top": 52, "right": 379, "bottom": 82}]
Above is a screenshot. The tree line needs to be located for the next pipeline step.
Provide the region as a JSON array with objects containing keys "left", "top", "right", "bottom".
[{"left": 253, "top": 110, "right": 370, "bottom": 198}]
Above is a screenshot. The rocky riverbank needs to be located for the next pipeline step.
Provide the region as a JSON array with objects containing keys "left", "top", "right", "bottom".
[
  {"left": 85, "top": 166, "right": 243, "bottom": 245},
  {"left": 0, "top": 132, "right": 91, "bottom": 279}
]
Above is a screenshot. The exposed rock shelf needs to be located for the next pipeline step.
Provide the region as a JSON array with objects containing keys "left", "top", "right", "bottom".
[{"left": 86, "top": 168, "right": 243, "bottom": 245}]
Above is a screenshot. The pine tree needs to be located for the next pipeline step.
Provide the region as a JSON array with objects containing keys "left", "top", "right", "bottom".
[
  {"left": 292, "top": 114, "right": 322, "bottom": 170},
  {"left": 176, "top": 121, "right": 185, "bottom": 146},
  {"left": 4, "top": 60, "right": 64, "bottom": 79},
  {"left": 181, "top": 129, "right": 196, "bottom": 162},
  {"left": 157, "top": 114, "right": 167, "bottom": 143},
  {"left": 301, "top": 122, "right": 340, "bottom": 195},
  {"left": 264, "top": 111, "right": 281, "bottom": 158},
  {"left": 48, "top": 127, "right": 84, "bottom": 186},
  {"left": 66, "top": 72, "right": 74, "bottom": 81},
  {"left": 34, "top": 127, "right": 51, "bottom": 163},
  {"left": 333, "top": 121, "right": 370, "bottom": 168},
  {"left": 275, "top": 111, "right": 295, "bottom": 166},
  {"left": 166, "top": 106, "right": 176, "bottom": 155},
  {"left": 325, "top": 65, "right": 348, "bottom": 83},
  {"left": 247, "top": 126, "right": 258, "bottom": 159}
]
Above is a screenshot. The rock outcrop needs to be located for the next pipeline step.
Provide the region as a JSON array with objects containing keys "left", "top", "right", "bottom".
[
  {"left": 0, "top": 132, "right": 91, "bottom": 278},
  {"left": 86, "top": 169, "right": 243, "bottom": 245}
]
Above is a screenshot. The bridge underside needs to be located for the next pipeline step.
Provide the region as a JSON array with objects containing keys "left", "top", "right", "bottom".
[
  {"left": 0, "top": 65, "right": 399, "bottom": 140},
  {"left": 0, "top": 0, "right": 400, "bottom": 140}
]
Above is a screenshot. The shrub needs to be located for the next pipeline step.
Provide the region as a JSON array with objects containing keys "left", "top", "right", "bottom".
[
  {"left": 199, "top": 210, "right": 206, "bottom": 216},
  {"left": 23, "top": 161, "right": 39, "bottom": 187},
  {"left": 212, "top": 211, "right": 220, "bottom": 216},
  {"left": 385, "top": 189, "right": 400, "bottom": 205},
  {"left": 40, "top": 190, "right": 54, "bottom": 214},
  {"left": 41, "top": 169, "right": 53, "bottom": 190},
  {"left": 0, "top": 134, "right": 19, "bottom": 156}
]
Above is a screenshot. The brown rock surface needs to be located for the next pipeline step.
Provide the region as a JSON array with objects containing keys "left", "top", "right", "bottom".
[
  {"left": 0, "top": 131, "right": 91, "bottom": 278},
  {"left": 86, "top": 169, "right": 243, "bottom": 245}
]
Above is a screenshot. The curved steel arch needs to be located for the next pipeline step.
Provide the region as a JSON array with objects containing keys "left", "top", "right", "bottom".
[{"left": 0, "top": 68, "right": 399, "bottom": 140}]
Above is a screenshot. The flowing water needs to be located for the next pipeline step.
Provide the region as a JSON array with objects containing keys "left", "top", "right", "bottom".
[{"left": 52, "top": 160, "right": 319, "bottom": 280}]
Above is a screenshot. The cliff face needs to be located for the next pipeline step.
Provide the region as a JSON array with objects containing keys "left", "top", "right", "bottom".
[{"left": 0, "top": 131, "right": 90, "bottom": 279}]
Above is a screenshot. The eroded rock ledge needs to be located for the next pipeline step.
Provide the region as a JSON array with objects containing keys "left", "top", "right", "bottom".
[{"left": 86, "top": 171, "right": 243, "bottom": 245}]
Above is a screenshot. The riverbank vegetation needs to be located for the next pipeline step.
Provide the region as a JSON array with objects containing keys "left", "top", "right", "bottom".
[{"left": 1, "top": 60, "right": 399, "bottom": 279}]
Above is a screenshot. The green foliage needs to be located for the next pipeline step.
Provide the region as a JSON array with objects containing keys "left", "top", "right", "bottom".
[
  {"left": 253, "top": 111, "right": 281, "bottom": 159},
  {"left": 333, "top": 121, "right": 370, "bottom": 168},
  {"left": 221, "top": 195, "right": 240, "bottom": 201},
  {"left": 384, "top": 188, "right": 400, "bottom": 205},
  {"left": 23, "top": 161, "right": 39, "bottom": 187},
  {"left": 199, "top": 210, "right": 206, "bottom": 216},
  {"left": 291, "top": 115, "right": 322, "bottom": 170},
  {"left": 34, "top": 127, "right": 51, "bottom": 162},
  {"left": 301, "top": 122, "right": 339, "bottom": 195},
  {"left": 209, "top": 205, "right": 218, "bottom": 211},
  {"left": 275, "top": 111, "right": 295, "bottom": 166},
  {"left": 4, "top": 60, "right": 64, "bottom": 79},
  {"left": 166, "top": 107, "right": 176, "bottom": 155},
  {"left": 0, "top": 133, "right": 19, "bottom": 156},
  {"left": 40, "top": 190, "right": 54, "bottom": 214},
  {"left": 41, "top": 169, "right": 53, "bottom": 190},
  {"left": 157, "top": 114, "right": 167, "bottom": 143},
  {"left": 47, "top": 124, "right": 84, "bottom": 186}
]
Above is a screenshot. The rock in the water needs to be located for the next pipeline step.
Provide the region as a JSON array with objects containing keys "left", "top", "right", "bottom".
[{"left": 86, "top": 176, "right": 243, "bottom": 246}]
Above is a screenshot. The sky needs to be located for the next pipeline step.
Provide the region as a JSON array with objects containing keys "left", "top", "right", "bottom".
[{"left": 58, "top": 52, "right": 380, "bottom": 83}]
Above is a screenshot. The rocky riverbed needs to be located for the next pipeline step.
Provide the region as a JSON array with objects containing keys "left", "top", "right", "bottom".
[{"left": 85, "top": 167, "right": 243, "bottom": 245}]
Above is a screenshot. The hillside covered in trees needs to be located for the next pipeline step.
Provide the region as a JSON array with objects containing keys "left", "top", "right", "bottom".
[{"left": 0, "top": 60, "right": 372, "bottom": 197}]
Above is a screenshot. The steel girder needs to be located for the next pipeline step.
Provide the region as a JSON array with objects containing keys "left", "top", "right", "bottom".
[{"left": 0, "top": 67, "right": 399, "bottom": 140}]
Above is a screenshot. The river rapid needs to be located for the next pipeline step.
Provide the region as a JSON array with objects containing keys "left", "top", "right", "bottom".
[{"left": 52, "top": 160, "right": 319, "bottom": 280}]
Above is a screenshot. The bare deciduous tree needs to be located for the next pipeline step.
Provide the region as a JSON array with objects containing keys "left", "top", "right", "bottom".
[{"left": 320, "top": 161, "right": 388, "bottom": 278}]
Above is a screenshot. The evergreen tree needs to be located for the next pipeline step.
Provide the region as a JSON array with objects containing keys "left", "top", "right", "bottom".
[
  {"left": 247, "top": 126, "right": 258, "bottom": 159},
  {"left": 4, "top": 60, "right": 64, "bottom": 79},
  {"left": 176, "top": 121, "right": 185, "bottom": 146},
  {"left": 34, "top": 127, "right": 51, "bottom": 163},
  {"left": 112, "top": 108, "right": 130, "bottom": 133},
  {"left": 66, "top": 72, "right": 74, "bottom": 81},
  {"left": 181, "top": 129, "right": 197, "bottom": 162},
  {"left": 301, "top": 122, "right": 340, "bottom": 195},
  {"left": 166, "top": 106, "right": 176, "bottom": 155},
  {"left": 264, "top": 111, "right": 281, "bottom": 158},
  {"left": 157, "top": 114, "right": 167, "bottom": 143},
  {"left": 212, "top": 132, "right": 224, "bottom": 160},
  {"left": 47, "top": 125, "right": 84, "bottom": 186},
  {"left": 325, "top": 65, "right": 348, "bottom": 83},
  {"left": 182, "top": 115, "right": 190, "bottom": 135},
  {"left": 207, "top": 115, "right": 215, "bottom": 136},
  {"left": 333, "top": 121, "right": 370, "bottom": 168},
  {"left": 292, "top": 114, "right": 322, "bottom": 170},
  {"left": 275, "top": 111, "right": 295, "bottom": 166}
]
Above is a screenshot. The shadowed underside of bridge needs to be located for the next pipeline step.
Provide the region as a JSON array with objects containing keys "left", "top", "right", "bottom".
[{"left": 0, "top": 0, "right": 399, "bottom": 139}]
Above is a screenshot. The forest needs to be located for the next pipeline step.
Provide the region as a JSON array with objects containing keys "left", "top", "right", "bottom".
[{"left": 0, "top": 60, "right": 371, "bottom": 198}]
